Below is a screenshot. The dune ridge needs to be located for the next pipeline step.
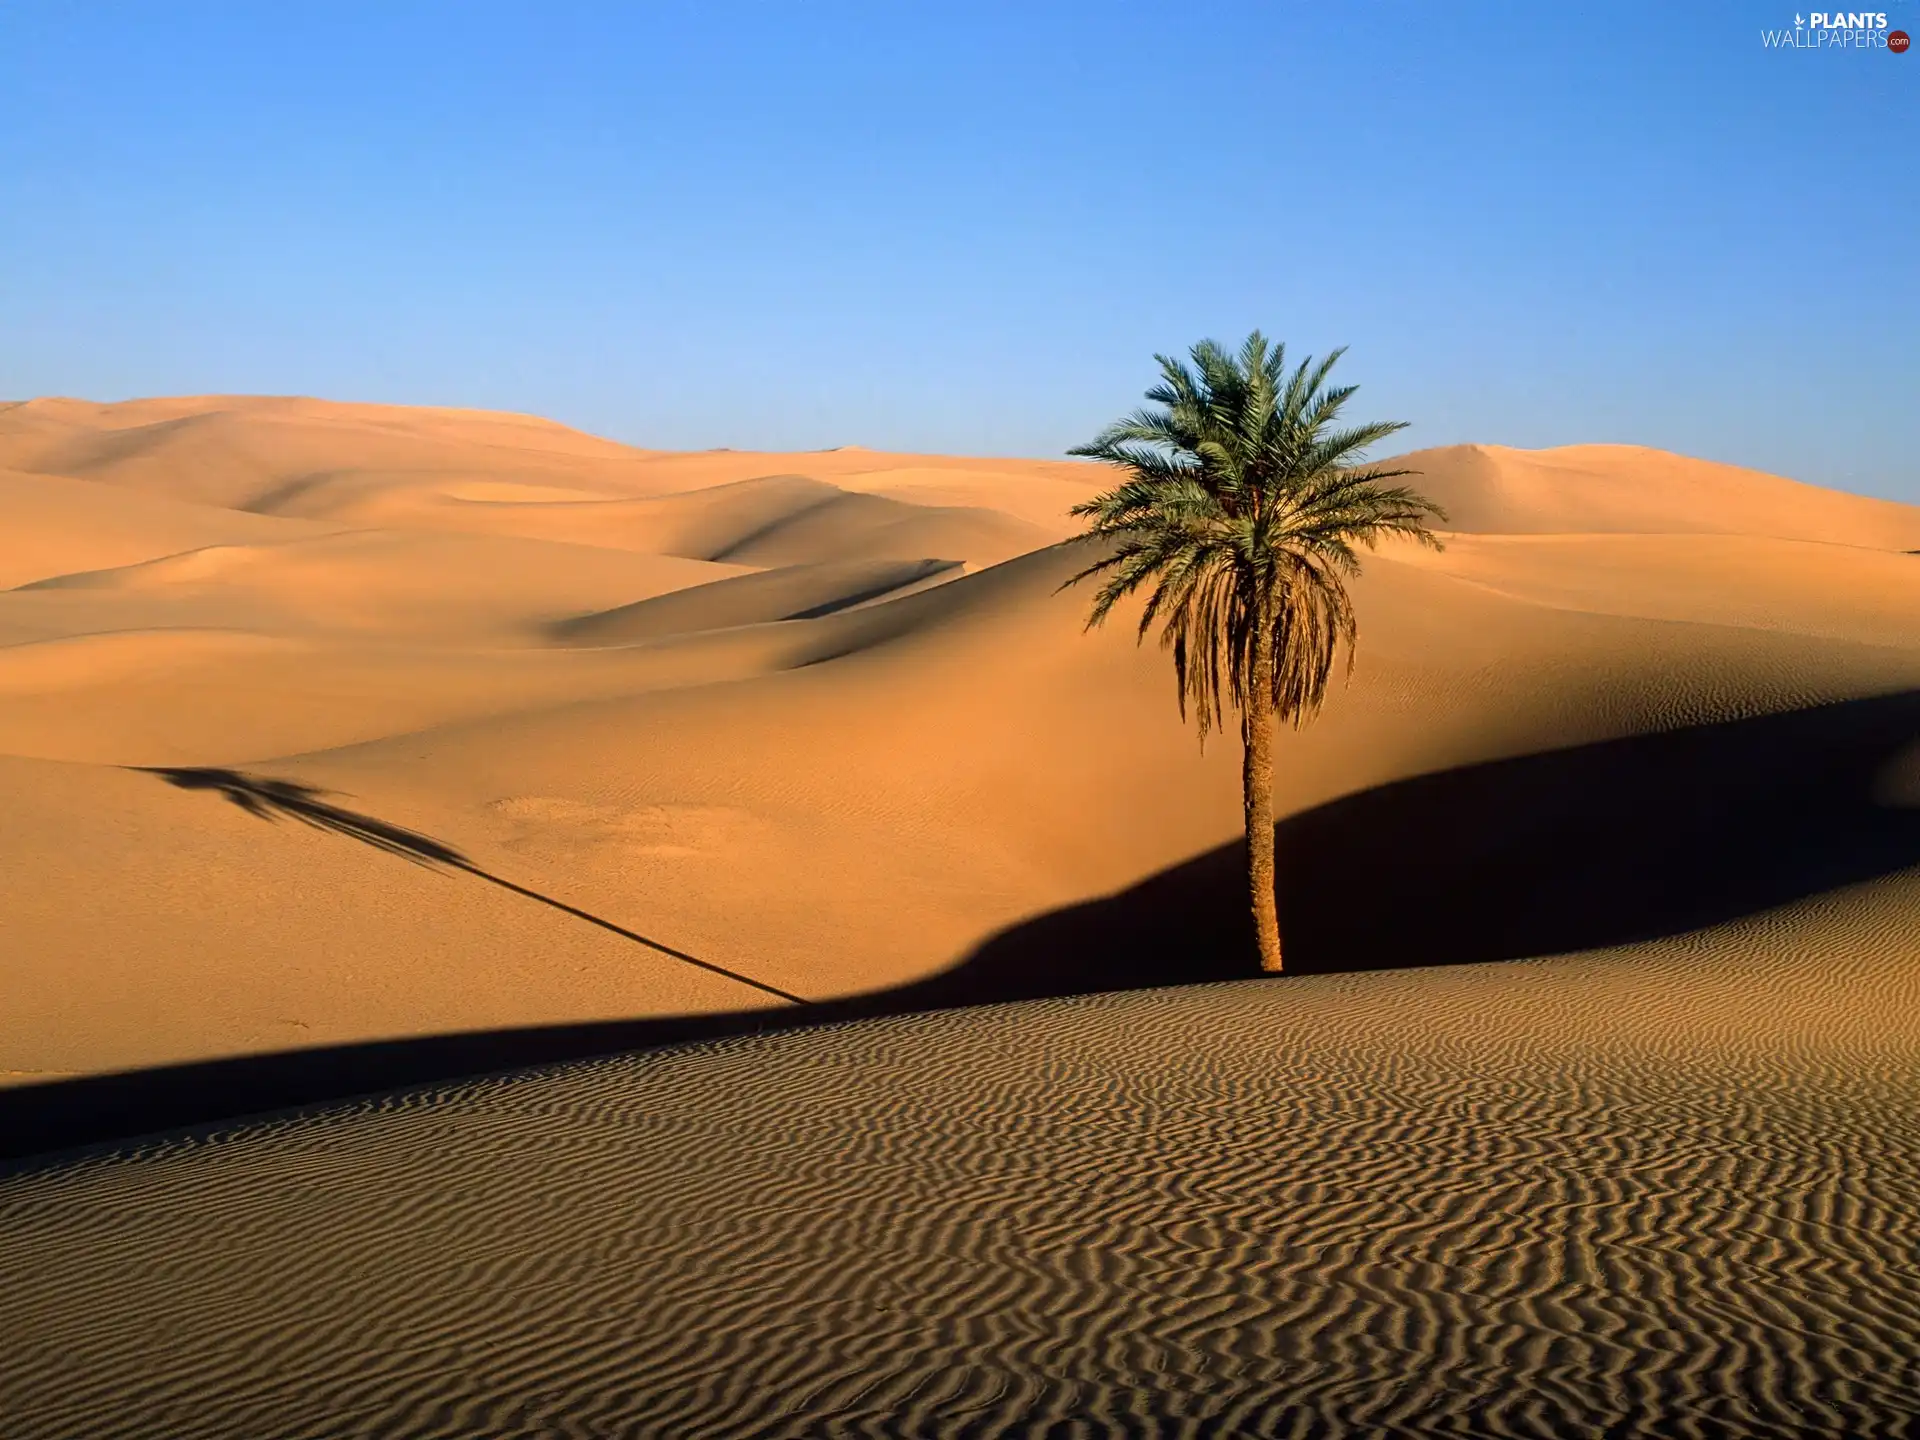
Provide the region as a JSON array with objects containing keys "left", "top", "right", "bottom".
[{"left": 3, "top": 394, "right": 1920, "bottom": 1433}]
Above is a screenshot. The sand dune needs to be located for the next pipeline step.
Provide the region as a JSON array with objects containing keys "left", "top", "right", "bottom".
[
  {"left": 0, "top": 396, "right": 1914, "bottom": 1074},
  {"left": 3, "top": 395, "right": 1919, "bottom": 1433},
  {"left": 0, "top": 397, "right": 1068, "bottom": 571},
  {"left": 16, "top": 399, "right": 1908, "bottom": 547},
  {"left": 0, "top": 396, "right": 659, "bottom": 511},
  {"left": 1383, "top": 530, "right": 1920, "bottom": 647},
  {"left": 0, "top": 755, "right": 756, "bottom": 1086},
  {"left": 695, "top": 486, "right": 1051, "bottom": 569},
  {"left": 0, "top": 466, "right": 330, "bottom": 589},
  {"left": 1404, "top": 441, "right": 1920, "bottom": 546},
  {"left": 0, "top": 629, "right": 295, "bottom": 695},
  {"left": 0, "top": 629, "right": 864, "bottom": 767},
  {"left": 246, "top": 540, "right": 1918, "bottom": 1012},
  {"left": 0, "top": 396, "right": 1104, "bottom": 535},
  {"left": 554, "top": 556, "right": 966, "bottom": 645},
  {"left": 385, "top": 471, "right": 1057, "bottom": 570},
  {"left": 15, "top": 530, "right": 743, "bottom": 642}
]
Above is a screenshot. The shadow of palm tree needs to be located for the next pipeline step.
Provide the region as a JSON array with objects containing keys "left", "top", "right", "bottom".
[
  {"left": 956, "top": 685, "right": 1920, "bottom": 981},
  {"left": 139, "top": 768, "right": 806, "bottom": 1007}
]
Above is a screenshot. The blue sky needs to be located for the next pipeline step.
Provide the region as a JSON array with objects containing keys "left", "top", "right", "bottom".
[{"left": 1, "top": 3, "right": 1913, "bottom": 496}]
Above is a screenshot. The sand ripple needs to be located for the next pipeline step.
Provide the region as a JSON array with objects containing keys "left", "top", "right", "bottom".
[{"left": 3, "top": 925, "right": 1919, "bottom": 1437}]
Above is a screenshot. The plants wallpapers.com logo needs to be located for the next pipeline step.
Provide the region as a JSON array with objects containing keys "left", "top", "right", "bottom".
[{"left": 1761, "top": 11, "right": 1911, "bottom": 47}]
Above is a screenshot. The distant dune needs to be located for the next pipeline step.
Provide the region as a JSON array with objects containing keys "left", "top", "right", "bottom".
[
  {"left": 2, "top": 396, "right": 1918, "bottom": 1435},
  {"left": 1399, "top": 440, "right": 1920, "bottom": 546}
]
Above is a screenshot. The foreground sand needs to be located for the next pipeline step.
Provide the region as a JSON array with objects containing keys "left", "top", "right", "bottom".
[
  {"left": 3, "top": 395, "right": 1919, "bottom": 1432},
  {"left": 4, "top": 892, "right": 1917, "bottom": 1436}
]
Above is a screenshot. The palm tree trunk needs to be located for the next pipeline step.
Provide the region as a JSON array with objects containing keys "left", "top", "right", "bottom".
[{"left": 1243, "top": 635, "right": 1284, "bottom": 973}]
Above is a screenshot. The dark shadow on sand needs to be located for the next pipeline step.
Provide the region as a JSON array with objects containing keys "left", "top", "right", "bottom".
[
  {"left": 143, "top": 769, "right": 804, "bottom": 1005},
  {"left": 965, "top": 686, "right": 1920, "bottom": 981},
  {"left": 6, "top": 689, "right": 1920, "bottom": 1165}
]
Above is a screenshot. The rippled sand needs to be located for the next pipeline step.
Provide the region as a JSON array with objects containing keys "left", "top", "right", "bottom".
[{"left": 5, "top": 880, "right": 1918, "bottom": 1438}]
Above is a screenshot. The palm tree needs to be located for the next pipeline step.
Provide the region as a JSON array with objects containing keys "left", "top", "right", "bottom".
[{"left": 1065, "top": 332, "right": 1444, "bottom": 973}]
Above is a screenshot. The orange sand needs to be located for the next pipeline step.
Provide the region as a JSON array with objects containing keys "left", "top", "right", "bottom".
[{"left": 3, "top": 395, "right": 1919, "bottom": 1083}]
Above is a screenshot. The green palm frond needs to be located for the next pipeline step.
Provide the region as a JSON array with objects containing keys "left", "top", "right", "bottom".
[{"left": 1064, "top": 331, "right": 1444, "bottom": 742}]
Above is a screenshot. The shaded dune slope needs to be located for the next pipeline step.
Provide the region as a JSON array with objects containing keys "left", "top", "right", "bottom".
[
  {"left": 431, "top": 470, "right": 1056, "bottom": 570},
  {"left": 969, "top": 688, "right": 1920, "bottom": 987},
  {"left": 554, "top": 556, "right": 966, "bottom": 645}
]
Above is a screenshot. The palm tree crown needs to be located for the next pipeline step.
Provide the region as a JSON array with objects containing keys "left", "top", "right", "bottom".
[{"left": 1066, "top": 331, "right": 1444, "bottom": 742}]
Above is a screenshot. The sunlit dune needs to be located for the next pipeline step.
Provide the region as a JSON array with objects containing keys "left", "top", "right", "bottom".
[
  {"left": 1, "top": 392, "right": 1916, "bottom": 1070},
  {"left": 0, "top": 464, "right": 334, "bottom": 589},
  {"left": 2, "top": 395, "right": 1918, "bottom": 1435},
  {"left": 1402, "top": 440, "right": 1920, "bottom": 545}
]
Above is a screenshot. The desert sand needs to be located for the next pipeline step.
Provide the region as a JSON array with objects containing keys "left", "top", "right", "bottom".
[{"left": 2, "top": 395, "right": 1918, "bottom": 1434}]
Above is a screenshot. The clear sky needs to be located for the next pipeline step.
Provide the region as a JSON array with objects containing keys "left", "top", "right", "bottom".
[{"left": 2, "top": 3, "right": 1913, "bottom": 496}]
